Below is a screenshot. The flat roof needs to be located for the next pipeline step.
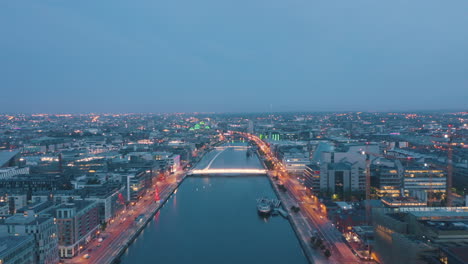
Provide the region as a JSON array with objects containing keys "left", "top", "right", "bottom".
[
  {"left": 0, "top": 150, "right": 20, "bottom": 167},
  {"left": 0, "top": 235, "right": 33, "bottom": 255}
]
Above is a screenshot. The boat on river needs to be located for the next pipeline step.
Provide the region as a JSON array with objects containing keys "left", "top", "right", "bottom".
[{"left": 257, "top": 197, "right": 272, "bottom": 215}]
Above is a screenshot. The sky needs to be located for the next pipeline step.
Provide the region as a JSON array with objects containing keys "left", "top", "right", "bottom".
[{"left": 1, "top": 0, "right": 467, "bottom": 113}]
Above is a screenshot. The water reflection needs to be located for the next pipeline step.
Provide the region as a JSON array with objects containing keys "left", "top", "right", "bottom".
[
  {"left": 121, "top": 177, "right": 308, "bottom": 264},
  {"left": 121, "top": 145, "right": 307, "bottom": 264}
]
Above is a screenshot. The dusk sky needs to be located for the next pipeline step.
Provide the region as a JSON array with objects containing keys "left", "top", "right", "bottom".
[{"left": 1, "top": 0, "right": 467, "bottom": 113}]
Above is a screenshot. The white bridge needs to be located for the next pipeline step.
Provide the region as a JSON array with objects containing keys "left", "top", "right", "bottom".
[
  {"left": 189, "top": 168, "right": 267, "bottom": 175},
  {"left": 189, "top": 145, "right": 266, "bottom": 175},
  {"left": 213, "top": 145, "right": 251, "bottom": 150}
]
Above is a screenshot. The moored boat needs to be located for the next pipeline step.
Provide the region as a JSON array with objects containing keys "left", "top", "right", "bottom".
[{"left": 257, "top": 197, "right": 272, "bottom": 215}]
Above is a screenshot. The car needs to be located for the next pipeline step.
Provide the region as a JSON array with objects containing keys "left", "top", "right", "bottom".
[{"left": 83, "top": 254, "right": 90, "bottom": 259}]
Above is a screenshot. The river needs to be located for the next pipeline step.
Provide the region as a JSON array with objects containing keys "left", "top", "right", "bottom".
[{"left": 120, "top": 144, "right": 308, "bottom": 264}]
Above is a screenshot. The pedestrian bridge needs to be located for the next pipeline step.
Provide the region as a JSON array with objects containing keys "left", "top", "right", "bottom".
[
  {"left": 213, "top": 145, "right": 251, "bottom": 150},
  {"left": 189, "top": 144, "right": 266, "bottom": 175},
  {"left": 189, "top": 168, "right": 267, "bottom": 175}
]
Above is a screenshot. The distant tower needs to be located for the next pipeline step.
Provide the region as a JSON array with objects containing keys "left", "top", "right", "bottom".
[
  {"left": 248, "top": 120, "right": 254, "bottom": 134},
  {"left": 147, "top": 119, "right": 155, "bottom": 131}
]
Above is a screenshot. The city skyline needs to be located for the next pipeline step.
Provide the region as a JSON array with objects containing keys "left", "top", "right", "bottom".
[
  {"left": 0, "top": 111, "right": 466, "bottom": 264},
  {"left": 1, "top": 0, "right": 468, "bottom": 263}
]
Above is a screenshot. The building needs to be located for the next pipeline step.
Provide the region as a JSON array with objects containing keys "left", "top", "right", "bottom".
[
  {"left": 0, "top": 174, "right": 70, "bottom": 192},
  {"left": 0, "top": 235, "right": 36, "bottom": 264},
  {"left": 1, "top": 193, "right": 28, "bottom": 215},
  {"left": 319, "top": 161, "right": 364, "bottom": 199},
  {"left": 4, "top": 211, "right": 59, "bottom": 264},
  {"left": 320, "top": 143, "right": 379, "bottom": 169},
  {"left": 0, "top": 167, "right": 29, "bottom": 179},
  {"left": 165, "top": 154, "right": 181, "bottom": 172},
  {"left": 282, "top": 154, "right": 310, "bottom": 175},
  {"left": 381, "top": 197, "right": 427, "bottom": 208},
  {"left": 81, "top": 184, "right": 126, "bottom": 223},
  {"left": 373, "top": 207, "right": 468, "bottom": 264},
  {"left": 0, "top": 150, "right": 21, "bottom": 168},
  {"left": 247, "top": 120, "right": 254, "bottom": 134},
  {"left": 31, "top": 183, "right": 125, "bottom": 224},
  {"left": 0, "top": 202, "right": 9, "bottom": 218},
  {"left": 439, "top": 246, "right": 468, "bottom": 264},
  {"left": 55, "top": 200, "right": 100, "bottom": 258},
  {"left": 122, "top": 170, "right": 152, "bottom": 202},
  {"left": 276, "top": 146, "right": 310, "bottom": 175},
  {"left": 301, "top": 164, "right": 320, "bottom": 192},
  {"left": 403, "top": 167, "right": 446, "bottom": 201},
  {"left": 370, "top": 160, "right": 403, "bottom": 198}
]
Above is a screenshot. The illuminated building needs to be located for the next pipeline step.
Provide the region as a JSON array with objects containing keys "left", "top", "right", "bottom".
[
  {"left": 403, "top": 167, "right": 447, "bottom": 201},
  {"left": 122, "top": 170, "right": 152, "bottom": 201},
  {"left": 371, "top": 161, "right": 403, "bottom": 198},
  {"left": 55, "top": 200, "right": 100, "bottom": 258},
  {"left": 282, "top": 155, "right": 310, "bottom": 175},
  {"left": 276, "top": 146, "right": 310, "bottom": 175},
  {"left": 301, "top": 164, "right": 320, "bottom": 192},
  {"left": 381, "top": 197, "right": 427, "bottom": 208}
]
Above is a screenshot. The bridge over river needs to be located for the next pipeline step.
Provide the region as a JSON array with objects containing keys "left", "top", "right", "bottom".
[
  {"left": 189, "top": 143, "right": 267, "bottom": 175},
  {"left": 120, "top": 142, "right": 308, "bottom": 264}
]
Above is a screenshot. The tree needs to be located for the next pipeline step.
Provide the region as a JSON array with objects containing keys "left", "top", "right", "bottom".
[
  {"left": 264, "top": 160, "right": 275, "bottom": 170},
  {"left": 324, "top": 249, "right": 331, "bottom": 258},
  {"left": 310, "top": 236, "right": 316, "bottom": 244},
  {"left": 314, "top": 238, "right": 323, "bottom": 248}
]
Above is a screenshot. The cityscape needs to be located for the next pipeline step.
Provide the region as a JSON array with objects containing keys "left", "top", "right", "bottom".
[
  {"left": 0, "top": 112, "right": 466, "bottom": 264},
  {"left": 2, "top": 0, "right": 468, "bottom": 264}
]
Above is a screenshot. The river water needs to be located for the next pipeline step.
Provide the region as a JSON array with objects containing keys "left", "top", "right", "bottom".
[{"left": 120, "top": 145, "right": 308, "bottom": 264}]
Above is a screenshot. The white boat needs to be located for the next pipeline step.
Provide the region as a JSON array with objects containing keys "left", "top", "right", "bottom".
[{"left": 257, "top": 198, "right": 272, "bottom": 215}]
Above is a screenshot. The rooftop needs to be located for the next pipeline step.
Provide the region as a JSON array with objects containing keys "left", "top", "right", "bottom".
[
  {"left": 0, "top": 150, "right": 20, "bottom": 167},
  {"left": 0, "top": 235, "right": 34, "bottom": 256}
]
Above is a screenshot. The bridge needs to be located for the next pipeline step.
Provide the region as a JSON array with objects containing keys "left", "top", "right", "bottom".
[
  {"left": 213, "top": 145, "right": 251, "bottom": 150},
  {"left": 189, "top": 168, "right": 267, "bottom": 175},
  {"left": 189, "top": 144, "right": 267, "bottom": 175}
]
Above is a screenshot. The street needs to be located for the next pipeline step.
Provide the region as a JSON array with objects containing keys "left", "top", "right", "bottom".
[
  {"left": 244, "top": 132, "right": 363, "bottom": 264},
  {"left": 64, "top": 171, "right": 186, "bottom": 264}
]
